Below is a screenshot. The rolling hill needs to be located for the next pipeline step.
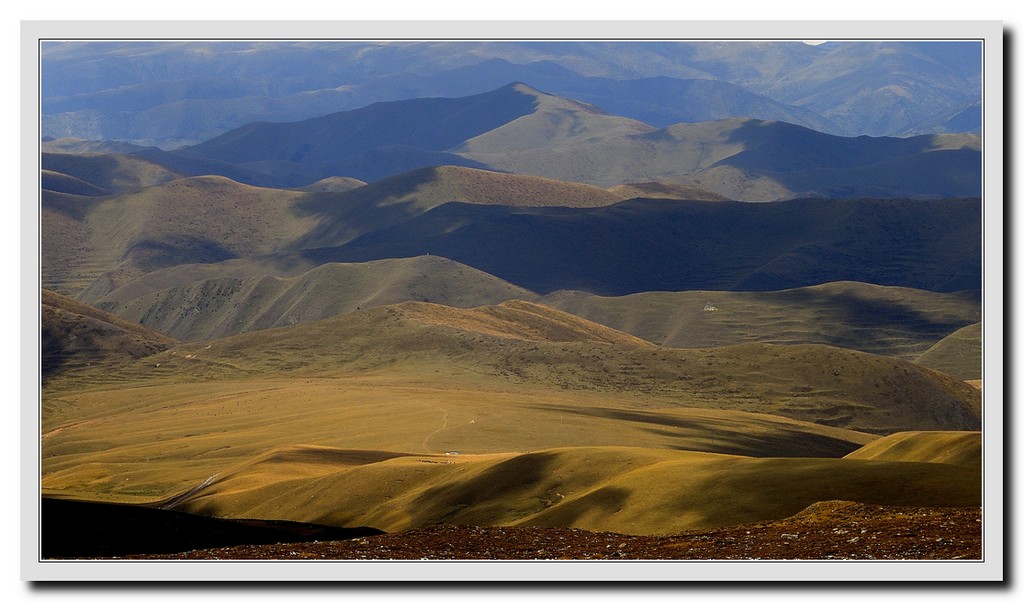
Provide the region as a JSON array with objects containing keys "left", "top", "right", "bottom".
[
  {"left": 160, "top": 444, "right": 979, "bottom": 536},
  {"left": 40, "top": 297, "right": 981, "bottom": 539},
  {"left": 50, "top": 191, "right": 977, "bottom": 304},
  {"left": 844, "top": 431, "right": 980, "bottom": 467},
  {"left": 44, "top": 300, "right": 981, "bottom": 435},
  {"left": 41, "top": 152, "right": 182, "bottom": 194},
  {"left": 454, "top": 114, "right": 981, "bottom": 198},
  {"left": 173, "top": 83, "right": 545, "bottom": 181},
  {"left": 110, "top": 82, "right": 983, "bottom": 200},
  {"left": 95, "top": 256, "right": 540, "bottom": 341},
  {"left": 41, "top": 40, "right": 980, "bottom": 147},
  {"left": 541, "top": 281, "right": 981, "bottom": 360},
  {"left": 766, "top": 41, "right": 981, "bottom": 137},
  {"left": 42, "top": 164, "right": 739, "bottom": 302},
  {"left": 41, "top": 289, "right": 177, "bottom": 378},
  {"left": 307, "top": 197, "right": 981, "bottom": 296},
  {"left": 914, "top": 322, "right": 983, "bottom": 380},
  {"left": 43, "top": 176, "right": 313, "bottom": 300}
]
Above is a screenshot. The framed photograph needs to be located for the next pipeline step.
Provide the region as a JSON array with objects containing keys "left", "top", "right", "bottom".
[{"left": 22, "top": 20, "right": 1004, "bottom": 582}]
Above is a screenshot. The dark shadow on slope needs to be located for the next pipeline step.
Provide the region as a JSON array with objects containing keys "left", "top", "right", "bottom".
[
  {"left": 40, "top": 497, "right": 382, "bottom": 559},
  {"left": 410, "top": 452, "right": 558, "bottom": 525},
  {"left": 126, "top": 237, "right": 237, "bottom": 271},
  {"left": 303, "top": 197, "right": 981, "bottom": 296},
  {"left": 771, "top": 287, "right": 981, "bottom": 350},
  {"left": 536, "top": 405, "right": 865, "bottom": 458}
]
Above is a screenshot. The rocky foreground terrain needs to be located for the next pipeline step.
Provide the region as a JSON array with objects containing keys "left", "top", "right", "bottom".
[{"left": 126, "top": 502, "right": 981, "bottom": 561}]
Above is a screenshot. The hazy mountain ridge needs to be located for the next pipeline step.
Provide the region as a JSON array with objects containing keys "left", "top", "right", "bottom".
[
  {"left": 100, "top": 83, "right": 982, "bottom": 200},
  {"left": 41, "top": 41, "right": 980, "bottom": 146}
]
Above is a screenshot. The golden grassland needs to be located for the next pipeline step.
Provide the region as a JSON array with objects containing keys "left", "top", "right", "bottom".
[
  {"left": 914, "top": 322, "right": 982, "bottom": 380},
  {"left": 41, "top": 299, "right": 982, "bottom": 536}
]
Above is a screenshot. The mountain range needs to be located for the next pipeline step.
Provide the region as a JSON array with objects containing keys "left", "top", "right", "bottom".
[
  {"left": 38, "top": 39, "right": 987, "bottom": 560},
  {"left": 131, "top": 83, "right": 979, "bottom": 199},
  {"left": 41, "top": 40, "right": 981, "bottom": 147}
]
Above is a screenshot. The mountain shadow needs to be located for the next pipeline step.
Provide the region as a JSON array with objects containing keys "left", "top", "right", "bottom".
[{"left": 301, "top": 197, "right": 981, "bottom": 296}]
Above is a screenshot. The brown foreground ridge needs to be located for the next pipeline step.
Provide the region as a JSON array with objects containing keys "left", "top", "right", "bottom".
[{"left": 127, "top": 501, "right": 981, "bottom": 561}]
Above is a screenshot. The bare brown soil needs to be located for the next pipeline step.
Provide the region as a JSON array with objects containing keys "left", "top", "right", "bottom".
[{"left": 126, "top": 501, "right": 981, "bottom": 561}]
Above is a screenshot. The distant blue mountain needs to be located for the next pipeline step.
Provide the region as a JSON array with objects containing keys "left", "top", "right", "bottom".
[{"left": 40, "top": 40, "right": 982, "bottom": 146}]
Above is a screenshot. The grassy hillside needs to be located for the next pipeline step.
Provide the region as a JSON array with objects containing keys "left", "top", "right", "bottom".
[
  {"left": 677, "top": 145, "right": 981, "bottom": 203},
  {"left": 41, "top": 169, "right": 111, "bottom": 196},
  {"left": 291, "top": 176, "right": 366, "bottom": 193},
  {"left": 41, "top": 299, "right": 980, "bottom": 537},
  {"left": 313, "top": 197, "right": 981, "bottom": 296},
  {"left": 541, "top": 281, "right": 981, "bottom": 360},
  {"left": 336, "top": 165, "right": 628, "bottom": 209},
  {"left": 41, "top": 152, "right": 181, "bottom": 193},
  {"left": 42, "top": 289, "right": 177, "bottom": 379},
  {"left": 454, "top": 115, "right": 980, "bottom": 199},
  {"left": 158, "top": 444, "right": 978, "bottom": 536},
  {"left": 606, "top": 181, "right": 731, "bottom": 202},
  {"left": 844, "top": 431, "right": 980, "bottom": 467},
  {"left": 96, "top": 256, "right": 540, "bottom": 341},
  {"left": 173, "top": 83, "right": 541, "bottom": 184},
  {"left": 44, "top": 301, "right": 980, "bottom": 435},
  {"left": 914, "top": 322, "right": 982, "bottom": 380},
  {"left": 47, "top": 165, "right": 724, "bottom": 299},
  {"left": 44, "top": 176, "right": 313, "bottom": 300}
]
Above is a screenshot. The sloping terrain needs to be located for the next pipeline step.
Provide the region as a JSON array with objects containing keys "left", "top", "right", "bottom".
[
  {"left": 455, "top": 115, "right": 980, "bottom": 198},
  {"left": 606, "top": 181, "right": 730, "bottom": 202},
  {"left": 41, "top": 41, "right": 980, "bottom": 145},
  {"left": 41, "top": 289, "right": 177, "bottom": 378},
  {"left": 333, "top": 165, "right": 628, "bottom": 209},
  {"left": 91, "top": 83, "right": 982, "bottom": 200},
  {"left": 96, "top": 256, "right": 540, "bottom": 341},
  {"left": 43, "top": 301, "right": 981, "bottom": 435},
  {"left": 689, "top": 147, "right": 981, "bottom": 202},
  {"left": 766, "top": 41, "right": 981, "bottom": 136},
  {"left": 44, "top": 164, "right": 735, "bottom": 301},
  {"left": 41, "top": 152, "right": 182, "bottom": 194},
  {"left": 41, "top": 170, "right": 110, "bottom": 197},
  {"left": 157, "top": 445, "right": 978, "bottom": 536},
  {"left": 291, "top": 176, "right": 366, "bottom": 193},
  {"left": 40, "top": 298, "right": 981, "bottom": 543},
  {"left": 541, "top": 281, "right": 981, "bottom": 360},
  {"left": 844, "top": 431, "right": 980, "bottom": 467},
  {"left": 37, "top": 39, "right": 986, "bottom": 561},
  {"left": 172, "top": 83, "right": 544, "bottom": 185},
  {"left": 914, "top": 322, "right": 982, "bottom": 380},
  {"left": 309, "top": 197, "right": 981, "bottom": 296},
  {"left": 44, "top": 176, "right": 313, "bottom": 299}
]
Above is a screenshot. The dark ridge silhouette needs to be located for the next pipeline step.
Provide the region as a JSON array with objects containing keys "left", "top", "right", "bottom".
[
  {"left": 176, "top": 83, "right": 539, "bottom": 165},
  {"left": 41, "top": 496, "right": 382, "bottom": 558}
]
